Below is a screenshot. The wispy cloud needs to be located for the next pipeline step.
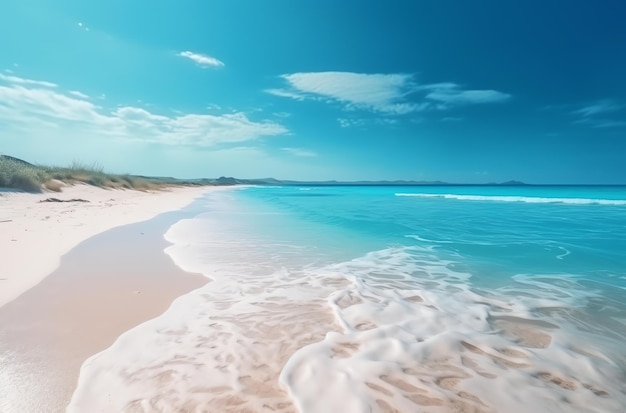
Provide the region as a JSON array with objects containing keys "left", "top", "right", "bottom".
[
  {"left": 265, "top": 88, "right": 307, "bottom": 101},
  {"left": 178, "top": 51, "right": 225, "bottom": 68},
  {"left": 575, "top": 118, "right": 626, "bottom": 128},
  {"left": 573, "top": 100, "right": 625, "bottom": 128},
  {"left": 273, "top": 111, "right": 291, "bottom": 118},
  {"left": 0, "top": 74, "right": 287, "bottom": 146},
  {"left": 281, "top": 147, "right": 317, "bottom": 157},
  {"left": 337, "top": 117, "right": 399, "bottom": 128},
  {"left": 338, "top": 118, "right": 366, "bottom": 128},
  {"left": 573, "top": 100, "right": 622, "bottom": 117},
  {"left": 267, "top": 72, "right": 510, "bottom": 115},
  {"left": 68, "top": 90, "right": 89, "bottom": 99},
  {"left": 423, "top": 84, "right": 510, "bottom": 105},
  {"left": 0, "top": 73, "right": 57, "bottom": 88}
]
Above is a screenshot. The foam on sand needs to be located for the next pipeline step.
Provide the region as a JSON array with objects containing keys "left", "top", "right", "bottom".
[
  {"left": 0, "top": 212, "right": 207, "bottom": 413},
  {"left": 68, "top": 203, "right": 626, "bottom": 412}
]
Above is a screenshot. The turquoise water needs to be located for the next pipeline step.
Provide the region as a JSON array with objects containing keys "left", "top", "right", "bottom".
[
  {"left": 239, "top": 185, "right": 626, "bottom": 287},
  {"left": 70, "top": 185, "right": 626, "bottom": 413}
]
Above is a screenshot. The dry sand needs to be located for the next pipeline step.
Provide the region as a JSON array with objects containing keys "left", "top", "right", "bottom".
[
  {"left": 0, "top": 183, "right": 208, "bottom": 307},
  {"left": 0, "top": 184, "right": 212, "bottom": 412}
]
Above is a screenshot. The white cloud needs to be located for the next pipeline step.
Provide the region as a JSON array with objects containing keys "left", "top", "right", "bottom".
[
  {"left": 268, "top": 72, "right": 510, "bottom": 115},
  {"left": 0, "top": 73, "right": 57, "bottom": 88},
  {"left": 0, "top": 76, "right": 287, "bottom": 147},
  {"left": 69, "top": 90, "right": 89, "bottom": 99},
  {"left": 270, "top": 72, "right": 421, "bottom": 114},
  {"left": 0, "top": 84, "right": 106, "bottom": 124},
  {"left": 281, "top": 147, "right": 317, "bottom": 157},
  {"left": 178, "top": 51, "right": 225, "bottom": 68}
]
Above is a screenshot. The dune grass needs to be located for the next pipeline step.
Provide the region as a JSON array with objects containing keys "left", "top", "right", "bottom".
[
  {"left": 0, "top": 156, "right": 202, "bottom": 193},
  {"left": 0, "top": 156, "right": 47, "bottom": 192}
]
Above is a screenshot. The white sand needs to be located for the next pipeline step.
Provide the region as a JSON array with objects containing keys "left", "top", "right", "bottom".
[{"left": 0, "top": 183, "right": 209, "bottom": 308}]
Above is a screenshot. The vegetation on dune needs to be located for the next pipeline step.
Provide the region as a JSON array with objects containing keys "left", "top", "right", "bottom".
[
  {"left": 0, "top": 155, "right": 203, "bottom": 193},
  {"left": 0, "top": 156, "right": 47, "bottom": 192}
]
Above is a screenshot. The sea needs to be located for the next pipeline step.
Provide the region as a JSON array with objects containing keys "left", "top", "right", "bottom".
[{"left": 68, "top": 185, "right": 626, "bottom": 413}]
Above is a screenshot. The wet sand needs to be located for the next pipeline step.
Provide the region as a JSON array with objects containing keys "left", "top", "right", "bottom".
[
  {"left": 0, "top": 211, "right": 207, "bottom": 413},
  {"left": 0, "top": 184, "right": 208, "bottom": 308}
]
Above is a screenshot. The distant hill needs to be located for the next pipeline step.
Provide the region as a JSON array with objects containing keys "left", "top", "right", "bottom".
[
  {"left": 498, "top": 180, "right": 527, "bottom": 186},
  {"left": 91, "top": 175, "right": 531, "bottom": 187},
  {"left": 1, "top": 155, "right": 529, "bottom": 188},
  {"left": 275, "top": 179, "right": 450, "bottom": 186},
  {"left": 201, "top": 178, "right": 528, "bottom": 186},
  {"left": 186, "top": 178, "right": 455, "bottom": 186},
  {"left": 190, "top": 176, "right": 280, "bottom": 186}
]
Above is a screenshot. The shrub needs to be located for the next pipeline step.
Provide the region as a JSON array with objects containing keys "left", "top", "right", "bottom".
[
  {"left": 10, "top": 170, "right": 42, "bottom": 192},
  {"left": 0, "top": 156, "right": 46, "bottom": 192}
]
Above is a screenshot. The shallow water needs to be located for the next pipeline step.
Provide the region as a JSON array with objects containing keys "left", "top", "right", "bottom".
[{"left": 69, "top": 185, "right": 626, "bottom": 412}]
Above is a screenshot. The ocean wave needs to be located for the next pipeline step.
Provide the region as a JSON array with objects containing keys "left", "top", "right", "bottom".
[
  {"left": 395, "top": 193, "right": 626, "bottom": 205},
  {"left": 66, "top": 189, "right": 626, "bottom": 412},
  {"left": 68, "top": 243, "right": 626, "bottom": 413}
]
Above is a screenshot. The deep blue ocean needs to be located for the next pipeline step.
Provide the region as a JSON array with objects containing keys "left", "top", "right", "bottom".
[{"left": 70, "top": 185, "right": 626, "bottom": 413}]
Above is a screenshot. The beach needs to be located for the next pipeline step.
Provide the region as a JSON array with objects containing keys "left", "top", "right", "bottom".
[
  {"left": 0, "top": 184, "right": 209, "bottom": 308},
  {"left": 0, "top": 184, "right": 210, "bottom": 412},
  {"left": 2, "top": 1, "right": 623, "bottom": 410},
  {"left": 1, "top": 184, "right": 625, "bottom": 413},
  {"left": 68, "top": 185, "right": 626, "bottom": 413}
]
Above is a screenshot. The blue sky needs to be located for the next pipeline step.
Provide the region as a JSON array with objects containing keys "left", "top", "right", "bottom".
[{"left": 1, "top": 0, "right": 625, "bottom": 183}]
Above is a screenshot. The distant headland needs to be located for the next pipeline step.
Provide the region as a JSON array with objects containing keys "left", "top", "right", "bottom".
[
  {"left": 1, "top": 154, "right": 531, "bottom": 191},
  {"left": 199, "top": 177, "right": 529, "bottom": 186}
]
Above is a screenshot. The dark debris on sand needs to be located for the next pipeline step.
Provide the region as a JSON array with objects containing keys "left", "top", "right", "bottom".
[{"left": 39, "top": 198, "right": 90, "bottom": 203}]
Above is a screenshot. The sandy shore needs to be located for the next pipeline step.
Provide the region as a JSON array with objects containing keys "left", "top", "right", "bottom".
[
  {"left": 0, "top": 183, "right": 208, "bottom": 308},
  {"left": 0, "top": 184, "right": 212, "bottom": 412}
]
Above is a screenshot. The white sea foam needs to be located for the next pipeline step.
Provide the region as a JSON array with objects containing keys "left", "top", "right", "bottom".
[
  {"left": 405, "top": 234, "right": 455, "bottom": 244},
  {"left": 67, "top": 190, "right": 626, "bottom": 412},
  {"left": 396, "top": 193, "right": 626, "bottom": 205},
  {"left": 556, "top": 246, "right": 571, "bottom": 260}
]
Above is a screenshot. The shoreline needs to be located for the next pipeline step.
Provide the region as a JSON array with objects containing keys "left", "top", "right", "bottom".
[
  {"left": 0, "top": 184, "right": 216, "bottom": 412},
  {"left": 3, "top": 184, "right": 624, "bottom": 412},
  {"left": 0, "top": 207, "right": 209, "bottom": 413},
  {"left": 67, "top": 185, "right": 626, "bottom": 413},
  {"left": 0, "top": 184, "right": 210, "bottom": 308}
]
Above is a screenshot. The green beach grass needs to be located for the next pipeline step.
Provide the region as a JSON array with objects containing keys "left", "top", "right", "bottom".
[{"left": 0, "top": 155, "right": 204, "bottom": 192}]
